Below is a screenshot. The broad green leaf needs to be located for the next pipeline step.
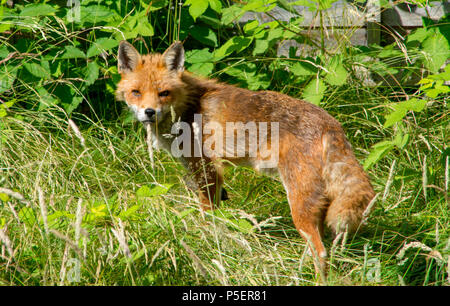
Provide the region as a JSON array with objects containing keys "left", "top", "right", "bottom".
[
  {"left": 185, "top": 0, "right": 209, "bottom": 21},
  {"left": 0, "top": 45, "right": 9, "bottom": 59},
  {"left": 384, "top": 98, "right": 427, "bottom": 128},
  {"left": 189, "top": 62, "right": 214, "bottom": 76},
  {"left": 87, "top": 38, "right": 119, "bottom": 58},
  {"left": 242, "top": 0, "right": 277, "bottom": 12},
  {"left": 384, "top": 108, "right": 407, "bottom": 128},
  {"left": 406, "top": 27, "right": 429, "bottom": 44},
  {"left": 20, "top": 4, "right": 57, "bottom": 17},
  {"left": 221, "top": 5, "right": 244, "bottom": 25},
  {"left": 0, "top": 65, "right": 18, "bottom": 93},
  {"left": 185, "top": 48, "right": 214, "bottom": 64},
  {"left": 253, "top": 39, "right": 269, "bottom": 55},
  {"left": 19, "top": 207, "right": 36, "bottom": 227},
  {"left": 324, "top": 56, "right": 348, "bottom": 86},
  {"left": 302, "top": 78, "right": 326, "bottom": 105},
  {"left": 243, "top": 20, "right": 260, "bottom": 34},
  {"left": 422, "top": 31, "right": 450, "bottom": 73},
  {"left": 393, "top": 130, "right": 409, "bottom": 149},
  {"left": 208, "top": 0, "right": 222, "bottom": 13},
  {"left": 378, "top": 45, "right": 403, "bottom": 58},
  {"left": 190, "top": 26, "right": 218, "bottom": 47},
  {"left": 119, "top": 205, "right": 141, "bottom": 219},
  {"left": 235, "top": 219, "right": 254, "bottom": 234},
  {"left": 290, "top": 61, "right": 317, "bottom": 76},
  {"left": 214, "top": 36, "right": 253, "bottom": 60},
  {"left": 428, "top": 65, "right": 450, "bottom": 81},
  {"left": 136, "top": 184, "right": 173, "bottom": 197},
  {"left": 61, "top": 45, "right": 86, "bottom": 59},
  {"left": 78, "top": 5, "right": 117, "bottom": 24},
  {"left": 37, "top": 87, "right": 59, "bottom": 110},
  {"left": 24, "top": 61, "right": 51, "bottom": 79},
  {"left": 63, "top": 96, "right": 83, "bottom": 115},
  {"left": 143, "top": 0, "right": 168, "bottom": 12},
  {"left": 363, "top": 141, "right": 395, "bottom": 170},
  {"left": 179, "top": 208, "right": 196, "bottom": 219},
  {"left": 85, "top": 61, "right": 99, "bottom": 86},
  {"left": 135, "top": 16, "right": 154, "bottom": 37},
  {"left": 246, "top": 74, "right": 271, "bottom": 90},
  {"left": 0, "top": 193, "right": 9, "bottom": 202}
]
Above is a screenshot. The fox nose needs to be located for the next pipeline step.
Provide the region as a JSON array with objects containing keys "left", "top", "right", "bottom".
[{"left": 145, "top": 108, "right": 156, "bottom": 119}]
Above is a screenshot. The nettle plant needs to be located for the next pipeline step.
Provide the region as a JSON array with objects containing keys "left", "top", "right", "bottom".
[{"left": 0, "top": 0, "right": 448, "bottom": 166}]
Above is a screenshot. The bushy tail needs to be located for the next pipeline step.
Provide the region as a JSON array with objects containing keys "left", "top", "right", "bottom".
[{"left": 322, "top": 131, "right": 375, "bottom": 234}]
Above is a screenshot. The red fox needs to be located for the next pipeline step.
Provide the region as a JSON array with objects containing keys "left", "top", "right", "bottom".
[{"left": 116, "top": 41, "right": 375, "bottom": 278}]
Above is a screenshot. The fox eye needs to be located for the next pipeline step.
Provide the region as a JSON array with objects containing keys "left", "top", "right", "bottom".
[
  {"left": 131, "top": 90, "right": 141, "bottom": 97},
  {"left": 158, "top": 90, "right": 170, "bottom": 97}
]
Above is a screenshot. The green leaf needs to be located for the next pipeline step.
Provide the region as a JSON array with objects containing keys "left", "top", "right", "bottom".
[
  {"left": 189, "top": 62, "right": 214, "bottom": 76},
  {"left": 393, "top": 130, "right": 409, "bottom": 149},
  {"left": 0, "top": 45, "right": 9, "bottom": 59},
  {"left": 186, "top": 48, "right": 214, "bottom": 64},
  {"left": 363, "top": 141, "right": 395, "bottom": 170},
  {"left": 190, "top": 26, "right": 218, "bottom": 47},
  {"left": 63, "top": 96, "right": 83, "bottom": 115},
  {"left": 61, "top": 45, "right": 86, "bottom": 59},
  {"left": 208, "top": 0, "right": 222, "bottom": 13},
  {"left": 143, "top": 0, "right": 168, "bottom": 12},
  {"left": 135, "top": 16, "right": 154, "bottom": 37},
  {"left": 37, "top": 87, "right": 59, "bottom": 110},
  {"left": 119, "top": 205, "right": 141, "bottom": 219},
  {"left": 24, "top": 62, "right": 51, "bottom": 79},
  {"left": 302, "top": 78, "right": 326, "bottom": 105},
  {"left": 242, "top": 0, "right": 277, "bottom": 12},
  {"left": 0, "top": 65, "right": 18, "bottom": 94},
  {"left": 235, "top": 219, "right": 254, "bottom": 234},
  {"left": 422, "top": 30, "right": 450, "bottom": 73},
  {"left": 324, "top": 56, "right": 348, "bottom": 86},
  {"left": 85, "top": 61, "right": 99, "bottom": 86},
  {"left": 253, "top": 39, "right": 269, "bottom": 55},
  {"left": 0, "top": 193, "right": 9, "bottom": 202},
  {"left": 214, "top": 36, "right": 253, "bottom": 60},
  {"left": 20, "top": 4, "right": 57, "bottom": 17},
  {"left": 136, "top": 184, "right": 173, "bottom": 197},
  {"left": 78, "top": 5, "right": 117, "bottom": 24},
  {"left": 185, "top": 0, "right": 209, "bottom": 21},
  {"left": 19, "top": 207, "right": 36, "bottom": 227},
  {"left": 406, "top": 27, "right": 429, "bottom": 44},
  {"left": 221, "top": 5, "right": 244, "bottom": 25},
  {"left": 290, "top": 61, "right": 317, "bottom": 76},
  {"left": 383, "top": 108, "right": 407, "bottom": 128},
  {"left": 243, "top": 20, "right": 260, "bottom": 34},
  {"left": 87, "top": 38, "right": 119, "bottom": 58},
  {"left": 384, "top": 99, "right": 427, "bottom": 128},
  {"left": 178, "top": 208, "right": 196, "bottom": 219}
]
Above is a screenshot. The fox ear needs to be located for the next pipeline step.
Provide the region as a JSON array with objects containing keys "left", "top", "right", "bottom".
[
  {"left": 162, "top": 41, "right": 185, "bottom": 72},
  {"left": 118, "top": 41, "right": 140, "bottom": 73}
]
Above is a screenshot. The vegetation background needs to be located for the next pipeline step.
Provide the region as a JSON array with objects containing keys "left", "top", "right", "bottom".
[{"left": 0, "top": 0, "right": 448, "bottom": 285}]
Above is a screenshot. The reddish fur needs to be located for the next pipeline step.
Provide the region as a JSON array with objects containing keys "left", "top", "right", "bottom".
[{"left": 116, "top": 42, "right": 375, "bottom": 278}]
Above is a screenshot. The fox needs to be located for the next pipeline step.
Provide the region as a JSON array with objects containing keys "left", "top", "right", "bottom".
[{"left": 115, "top": 40, "right": 375, "bottom": 278}]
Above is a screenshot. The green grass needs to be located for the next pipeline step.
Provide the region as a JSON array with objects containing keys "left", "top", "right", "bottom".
[{"left": 0, "top": 83, "right": 448, "bottom": 285}]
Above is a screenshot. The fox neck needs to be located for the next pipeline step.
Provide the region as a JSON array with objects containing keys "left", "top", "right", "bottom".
[{"left": 150, "top": 72, "right": 215, "bottom": 148}]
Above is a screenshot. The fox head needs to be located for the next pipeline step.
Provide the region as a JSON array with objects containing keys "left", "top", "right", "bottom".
[{"left": 116, "top": 41, "right": 187, "bottom": 124}]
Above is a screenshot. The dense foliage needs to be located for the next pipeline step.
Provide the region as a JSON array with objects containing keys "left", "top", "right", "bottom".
[{"left": 0, "top": 0, "right": 448, "bottom": 286}]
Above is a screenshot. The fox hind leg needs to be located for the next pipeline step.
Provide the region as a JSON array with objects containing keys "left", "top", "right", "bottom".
[{"left": 279, "top": 159, "right": 329, "bottom": 281}]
